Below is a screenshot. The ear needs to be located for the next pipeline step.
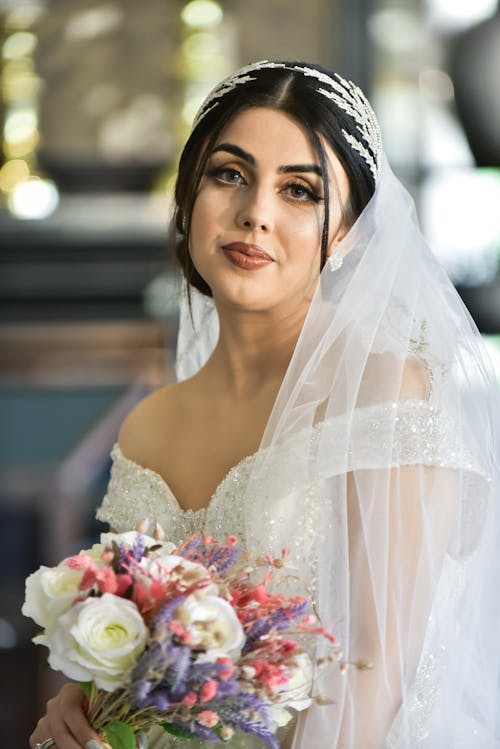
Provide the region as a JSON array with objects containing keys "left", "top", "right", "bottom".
[{"left": 326, "top": 223, "right": 349, "bottom": 258}]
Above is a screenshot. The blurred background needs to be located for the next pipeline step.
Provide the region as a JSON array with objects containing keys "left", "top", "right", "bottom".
[{"left": 1, "top": 0, "right": 500, "bottom": 744}]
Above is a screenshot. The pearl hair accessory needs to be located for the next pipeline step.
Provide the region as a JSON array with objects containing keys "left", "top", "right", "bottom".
[{"left": 193, "top": 60, "right": 382, "bottom": 182}]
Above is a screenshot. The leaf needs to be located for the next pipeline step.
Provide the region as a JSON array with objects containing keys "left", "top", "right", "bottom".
[
  {"left": 104, "top": 720, "right": 136, "bottom": 749},
  {"left": 212, "top": 724, "right": 224, "bottom": 739},
  {"left": 80, "top": 682, "right": 93, "bottom": 699},
  {"left": 161, "top": 723, "right": 197, "bottom": 740}
]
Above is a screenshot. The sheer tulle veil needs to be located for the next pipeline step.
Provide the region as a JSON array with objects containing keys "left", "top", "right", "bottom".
[{"left": 175, "top": 88, "right": 500, "bottom": 746}]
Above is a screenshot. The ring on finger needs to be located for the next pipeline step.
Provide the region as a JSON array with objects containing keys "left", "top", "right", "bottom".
[{"left": 35, "top": 739, "right": 56, "bottom": 749}]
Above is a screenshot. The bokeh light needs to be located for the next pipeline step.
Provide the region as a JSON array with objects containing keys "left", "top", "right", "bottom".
[
  {"left": 419, "top": 69, "right": 454, "bottom": 103},
  {"left": 4, "top": 4, "right": 45, "bottom": 31},
  {"left": 64, "top": 5, "right": 123, "bottom": 41},
  {"left": 4, "top": 108, "right": 38, "bottom": 145},
  {"left": 426, "top": 0, "right": 498, "bottom": 30},
  {"left": 2, "top": 31, "right": 37, "bottom": 60},
  {"left": 0, "top": 159, "right": 30, "bottom": 193},
  {"left": 8, "top": 177, "right": 59, "bottom": 220},
  {"left": 181, "top": 0, "right": 223, "bottom": 29},
  {"left": 368, "top": 9, "right": 426, "bottom": 55},
  {"left": 422, "top": 169, "right": 500, "bottom": 286}
]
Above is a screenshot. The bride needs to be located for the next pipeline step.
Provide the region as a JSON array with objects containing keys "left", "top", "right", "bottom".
[{"left": 30, "top": 61, "right": 500, "bottom": 749}]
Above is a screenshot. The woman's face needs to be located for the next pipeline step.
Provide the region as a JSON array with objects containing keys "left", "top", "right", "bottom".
[{"left": 189, "top": 106, "right": 350, "bottom": 316}]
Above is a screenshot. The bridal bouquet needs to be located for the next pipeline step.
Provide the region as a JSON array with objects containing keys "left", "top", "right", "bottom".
[{"left": 23, "top": 528, "right": 339, "bottom": 749}]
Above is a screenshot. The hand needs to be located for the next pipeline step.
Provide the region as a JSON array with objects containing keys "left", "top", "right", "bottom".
[{"left": 29, "top": 683, "right": 104, "bottom": 749}]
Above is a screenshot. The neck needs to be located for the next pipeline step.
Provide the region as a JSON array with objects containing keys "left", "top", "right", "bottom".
[{"left": 200, "top": 302, "right": 307, "bottom": 400}]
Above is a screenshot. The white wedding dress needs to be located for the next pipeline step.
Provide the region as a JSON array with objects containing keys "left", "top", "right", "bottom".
[{"left": 96, "top": 397, "right": 485, "bottom": 749}]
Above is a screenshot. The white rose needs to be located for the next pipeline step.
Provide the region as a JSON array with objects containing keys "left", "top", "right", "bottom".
[
  {"left": 142, "top": 554, "right": 218, "bottom": 596},
  {"left": 22, "top": 563, "right": 85, "bottom": 641},
  {"left": 283, "top": 652, "right": 313, "bottom": 709},
  {"left": 47, "top": 593, "right": 148, "bottom": 691},
  {"left": 81, "top": 543, "right": 107, "bottom": 562},
  {"left": 269, "top": 705, "right": 294, "bottom": 728},
  {"left": 176, "top": 594, "right": 245, "bottom": 660},
  {"left": 269, "top": 652, "right": 314, "bottom": 727}
]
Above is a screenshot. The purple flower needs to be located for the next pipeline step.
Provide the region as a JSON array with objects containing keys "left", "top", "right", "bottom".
[
  {"left": 191, "top": 723, "right": 220, "bottom": 742},
  {"left": 189, "top": 660, "right": 218, "bottom": 682},
  {"left": 132, "top": 640, "right": 169, "bottom": 682},
  {"left": 151, "top": 595, "right": 187, "bottom": 630},
  {"left": 170, "top": 644, "right": 191, "bottom": 690},
  {"left": 244, "top": 600, "right": 310, "bottom": 650},
  {"left": 210, "top": 692, "right": 278, "bottom": 749},
  {"left": 151, "top": 689, "right": 170, "bottom": 710},
  {"left": 212, "top": 678, "right": 239, "bottom": 698},
  {"left": 177, "top": 535, "right": 241, "bottom": 575},
  {"left": 132, "top": 534, "right": 147, "bottom": 561},
  {"left": 132, "top": 679, "right": 153, "bottom": 708}
]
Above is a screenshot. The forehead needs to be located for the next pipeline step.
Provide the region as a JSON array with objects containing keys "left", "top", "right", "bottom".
[{"left": 214, "top": 107, "right": 318, "bottom": 159}]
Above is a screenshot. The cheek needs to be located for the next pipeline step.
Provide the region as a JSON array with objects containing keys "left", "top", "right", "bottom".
[
  {"left": 284, "top": 208, "right": 323, "bottom": 254},
  {"left": 189, "top": 195, "right": 214, "bottom": 254},
  {"left": 190, "top": 188, "right": 226, "bottom": 243}
]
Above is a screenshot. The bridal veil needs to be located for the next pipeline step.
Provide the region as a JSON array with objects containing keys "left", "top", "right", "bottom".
[{"left": 175, "top": 86, "right": 500, "bottom": 748}]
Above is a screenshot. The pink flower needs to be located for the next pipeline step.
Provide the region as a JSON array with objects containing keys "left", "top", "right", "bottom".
[
  {"left": 116, "top": 573, "right": 133, "bottom": 596},
  {"left": 182, "top": 692, "right": 197, "bottom": 706},
  {"left": 168, "top": 619, "right": 192, "bottom": 644},
  {"left": 216, "top": 656, "right": 234, "bottom": 680},
  {"left": 197, "top": 710, "right": 219, "bottom": 728},
  {"left": 200, "top": 679, "right": 218, "bottom": 702},
  {"left": 131, "top": 580, "right": 152, "bottom": 613},
  {"left": 95, "top": 567, "right": 118, "bottom": 594},
  {"left": 250, "top": 661, "right": 288, "bottom": 688},
  {"left": 279, "top": 638, "right": 298, "bottom": 655},
  {"left": 66, "top": 554, "right": 94, "bottom": 570},
  {"left": 79, "top": 567, "right": 99, "bottom": 591},
  {"left": 77, "top": 563, "right": 117, "bottom": 594}
]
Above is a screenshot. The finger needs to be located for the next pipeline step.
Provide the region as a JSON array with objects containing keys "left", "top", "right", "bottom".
[
  {"left": 44, "top": 700, "right": 85, "bottom": 749},
  {"left": 30, "top": 715, "right": 51, "bottom": 748},
  {"left": 46, "top": 685, "right": 104, "bottom": 749},
  {"left": 59, "top": 684, "right": 104, "bottom": 747}
]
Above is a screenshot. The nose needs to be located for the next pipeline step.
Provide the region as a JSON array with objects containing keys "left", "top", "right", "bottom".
[{"left": 235, "top": 187, "right": 271, "bottom": 232}]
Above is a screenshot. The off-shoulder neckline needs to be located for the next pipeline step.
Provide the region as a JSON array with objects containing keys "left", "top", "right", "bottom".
[
  {"left": 110, "top": 400, "right": 437, "bottom": 517},
  {"left": 112, "top": 443, "right": 258, "bottom": 516}
]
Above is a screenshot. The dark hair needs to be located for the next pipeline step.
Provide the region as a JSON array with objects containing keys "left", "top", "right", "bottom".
[{"left": 173, "top": 62, "right": 377, "bottom": 297}]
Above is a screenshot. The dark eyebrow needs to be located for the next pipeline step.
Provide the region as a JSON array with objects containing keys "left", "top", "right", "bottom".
[
  {"left": 279, "top": 164, "right": 323, "bottom": 177},
  {"left": 210, "top": 142, "right": 323, "bottom": 177},
  {"left": 211, "top": 143, "right": 256, "bottom": 165}
]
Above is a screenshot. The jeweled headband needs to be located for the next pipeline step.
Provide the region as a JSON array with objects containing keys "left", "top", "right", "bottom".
[{"left": 193, "top": 60, "right": 382, "bottom": 182}]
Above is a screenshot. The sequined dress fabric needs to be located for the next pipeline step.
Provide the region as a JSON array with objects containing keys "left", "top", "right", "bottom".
[{"left": 96, "top": 399, "right": 479, "bottom": 749}]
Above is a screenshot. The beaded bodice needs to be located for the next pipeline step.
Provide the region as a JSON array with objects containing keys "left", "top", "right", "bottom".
[{"left": 96, "top": 442, "right": 255, "bottom": 546}]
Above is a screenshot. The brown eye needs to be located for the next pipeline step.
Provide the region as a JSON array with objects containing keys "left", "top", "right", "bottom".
[
  {"left": 284, "top": 181, "right": 323, "bottom": 203},
  {"left": 206, "top": 165, "right": 246, "bottom": 185}
]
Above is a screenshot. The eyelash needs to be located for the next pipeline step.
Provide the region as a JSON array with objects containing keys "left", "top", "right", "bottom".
[{"left": 205, "top": 165, "right": 324, "bottom": 204}]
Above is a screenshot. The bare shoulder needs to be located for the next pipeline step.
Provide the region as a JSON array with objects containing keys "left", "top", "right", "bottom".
[
  {"left": 118, "top": 381, "right": 190, "bottom": 466},
  {"left": 358, "top": 352, "right": 430, "bottom": 407},
  {"left": 399, "top": 355, "right": 430, "bottom": 399}
]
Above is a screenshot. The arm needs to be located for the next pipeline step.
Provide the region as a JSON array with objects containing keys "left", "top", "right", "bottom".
[
  {"left": 337, "top": 463, "right": 457, "bottom": 748},
  {"left": 290, "top": 358, "right": 460, "bottom": 749},
  {"left": 337, "top": 357, "right": 458, "bottom": 747}
]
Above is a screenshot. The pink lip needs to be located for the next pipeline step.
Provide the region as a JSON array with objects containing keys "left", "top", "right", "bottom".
[
  {"left": 221, "top": 242, "right": 274, "bottom": 271},
  {"left": 221, "top": 242, "right": 274, "bottom": 261}
]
